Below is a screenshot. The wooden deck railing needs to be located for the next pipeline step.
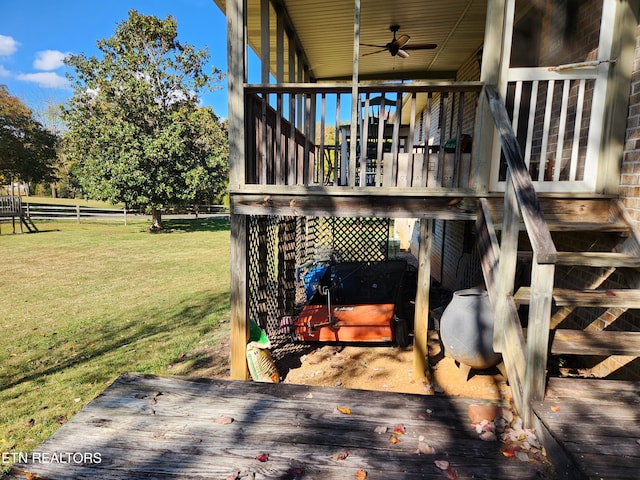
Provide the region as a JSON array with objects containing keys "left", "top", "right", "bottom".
[
  {"left": 0, "top": 195, "right": 21, "bottom": 217},
  {"left": 500, "top": 66, "right": 601, "bottom": 192},
  {"left": 244, "top": 82, "right": 482, "bottom": 191},
  {"left": 480, "top": 85, "right": 558, "bottom": 426}
]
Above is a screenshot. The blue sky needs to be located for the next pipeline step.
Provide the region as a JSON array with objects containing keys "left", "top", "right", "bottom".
[{"left": 0, "top": 0, "right": 230, "bottom": 119}]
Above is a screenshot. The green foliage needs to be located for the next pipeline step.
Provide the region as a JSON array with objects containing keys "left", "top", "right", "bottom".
[
  {"left": 62, "top": 10, "right": 228, "bottom": 227},
  {"left": 0, "top": 85, "right": 58, "bottom": 184}
]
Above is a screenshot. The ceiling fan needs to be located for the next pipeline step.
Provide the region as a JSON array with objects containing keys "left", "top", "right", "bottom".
[{"left": 361, "top": 25, "right": 437, "bottom": 58}]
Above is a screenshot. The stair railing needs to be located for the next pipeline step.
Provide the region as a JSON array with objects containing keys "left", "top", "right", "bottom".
[{"left": 482, "top": 85, "right": 558, "bottom": 425}]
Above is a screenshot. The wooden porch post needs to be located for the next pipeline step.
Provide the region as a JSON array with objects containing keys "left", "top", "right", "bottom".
[
  {"left": 230, "top": 214, "right": 249, "bottom": 380},
  {"left": 348, "top": 0, "right": 361, "bottom": 187},
  {"left": 473, "top": 0, "right": 507, "bottom": 193},
  {"left": 413, "top": 218, "right": 433, "bottom": 381},
  {"left": 596, "top": 0, "right": 640, "bottom": 194},
  {"left": 228, "top": 0, "right": 249, "bottom": 380}
]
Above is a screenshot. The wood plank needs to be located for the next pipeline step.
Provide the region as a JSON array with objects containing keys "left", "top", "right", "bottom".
[
  {"left": 551, "top": 330, "right": 640, "bottom": 356},
  {"left": 514, "top": 287, "right": 640, "bottom": 308},
  {"left": 413, "top": 219, "right": 432, "bottom": 380},
  {"left": 6, "top": 374, "right": 553, "bottom": 480},
  {"left": 544, "top": 377, "right": 640, "bottom": 404},
  {"left": 555, "top": 251, "right": 640, "bottom": 268},
  {"left": 230, "top": 215, "right": 249, "bottom": 379},
  {"left": 231, "top": 193, "right": 475, "bottom": 219},
  {"left": 523, "top": 261, "right": 554, "bottom": 411},
  {"left": 531, "top": 377, "right": 640, "bottom": 480},
  {"left": 484, "top": 85, "right": 557, "bottom": 264},
  {"left": 226, "top": 0, "right": 245, "bottom": 187}
]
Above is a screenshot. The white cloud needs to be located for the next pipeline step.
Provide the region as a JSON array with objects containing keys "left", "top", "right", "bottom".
[
  {"left": 0, "top": 65, "right": 9, "bottom": 77},
  {"left": 0, "top": 34, "right": 18, "bottom": 56},
  {"left": 17, "top": 72, "right": 69, "bottom": 89},
  {"left": 33, "top": 50, "right": 69, "bottom": 71}
]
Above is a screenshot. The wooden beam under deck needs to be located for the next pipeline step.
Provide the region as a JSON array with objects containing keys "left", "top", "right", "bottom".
[{"left": 230, "top": 190, "right": 479, "bottom": 219}]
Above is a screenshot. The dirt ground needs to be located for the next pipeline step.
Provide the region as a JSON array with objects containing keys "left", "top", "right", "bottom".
[
  {"left": 277, "top": 331, "right": 512, "bottom": 403},
  {"left": 181, "top": 322, "right": 511, "bottom": 405}
]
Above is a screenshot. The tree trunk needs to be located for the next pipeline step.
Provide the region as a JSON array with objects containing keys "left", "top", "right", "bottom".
[{"left": 151, "top": 207, "right": 163, "bottom": 230}]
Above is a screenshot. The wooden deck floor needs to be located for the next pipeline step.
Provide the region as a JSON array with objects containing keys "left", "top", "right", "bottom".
[
  {"left": 4, "top": 373, "right": 555, "bottom": 480},
  {"left": 532, "top": 377, "right": 640, "bottom": 480}
]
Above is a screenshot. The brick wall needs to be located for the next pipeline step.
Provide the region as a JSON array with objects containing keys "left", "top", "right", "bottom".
[{"left": 621, "top": 24, "right": 640, "bottom": 227}]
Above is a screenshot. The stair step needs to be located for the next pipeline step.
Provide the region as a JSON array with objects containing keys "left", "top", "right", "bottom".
[
  {"left": 555, "top": 251, "right": 640, "bottom": 267},
  {"left": 551, "top": 330, "right": 640, "bottom": 356},
  {"left": 514, "top": 287, "right": 640, "bottom": 308},
  {"left": 485, "top": 197, "right": 631, "bottom": 233},
  {"left": 518, "top": 250, "right": 640, "bottom": 267},
  {"left": 544, "top": 221, "right": 629, "bottom": 233}
]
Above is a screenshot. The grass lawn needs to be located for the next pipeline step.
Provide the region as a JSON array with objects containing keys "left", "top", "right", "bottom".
[{"left": 0, "top": 217, "right": 231, "bottom": 472}]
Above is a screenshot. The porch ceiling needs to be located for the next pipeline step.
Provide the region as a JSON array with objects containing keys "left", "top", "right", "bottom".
[{"left": 214, "top": 0, "right": 489, "bottom": 82}]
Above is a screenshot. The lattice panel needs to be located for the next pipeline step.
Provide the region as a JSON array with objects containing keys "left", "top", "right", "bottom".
[
  {"left": 248, "top": 216, "right": 280, "bottom": 335},
  {"left": 248, "top": 215, "right": 393, "bottom": 357},
  {"left": 307, "top": 217, "right": 391, "bottom": 263}
]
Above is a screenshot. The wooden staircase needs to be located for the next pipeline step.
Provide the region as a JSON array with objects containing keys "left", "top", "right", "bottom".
[
  {"left": 481, "top": 196, "right": 640, "bottom": 393},
  {"left": 20, "top": 213, "right": 38, "bottom": 233},
  {"left": 478, "top": 85, "right": 640, "bottom": 426}
]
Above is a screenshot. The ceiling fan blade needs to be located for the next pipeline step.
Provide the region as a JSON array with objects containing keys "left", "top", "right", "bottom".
[
  {"left": 402, "top": 43, "right": 438, "bottom": 51},
  {"left": 396, "top": 49, "right": 410, "bottom": 59},
  {"left": 360, "top": 43, "right": 388, "bottom": 48},
  {"left": 361, "top": 48, "right": 388, "bottom": 57},
  {"left": 395, "top": 34, "right": 411, "bottom": 49}
]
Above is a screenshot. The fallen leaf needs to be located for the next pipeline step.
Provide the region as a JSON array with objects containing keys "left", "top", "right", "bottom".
[
  {"left": 336, "top": 407, "right": 351, "bottom": 415},
  {"left": 444, "top": 467, "right": 458, "bottom": 480},
  {"left": 332, "top": 451, "right": 349, "bottom": 461},
  {"left": 416, "top": 440, "right": 436, "bottom": 454},
  {"left": 389, "top": 434, "right": 400, "bottom": 444},
  {"left": 606, "top": 290, "right": 617, "bottom": 297},
  {"left": 435, "top": 460, "right": 450, "bottom": 471},
  {"left": 255, "top": 453, "right": 269, "bottom": 462},
  {"left": 550, "top": 405, "right": 560, "bottom": 412},
  {"left": 215, "top": 416, "right": 234, "bottom": 424},
  {"left": 355, "top": 469, "right": 367, "bottom": 479},
  {"left": 393, "top": 424, "right": 406, "bottom": 435},
  {"left": 224, "top": 471, "right": 240, "bottom": 480},
  {"left": 374, "top": 425, "right": 388, "bottom": 434},
  {"left": 501, "top": 445, "right": 516, "bottom": 457},
  {"left": 25, "top": 473, "right": 40, "bottom": 480}
]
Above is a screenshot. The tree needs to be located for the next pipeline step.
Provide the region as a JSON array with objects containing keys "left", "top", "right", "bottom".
[
  {"left": 62, "top": 10, "right": 227, "bottom": 229},
  {"left": 0, "top": 85, "right": 58, "bottom": 186}
]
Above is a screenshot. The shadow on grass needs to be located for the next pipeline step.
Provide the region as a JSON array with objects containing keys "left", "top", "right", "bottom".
[
  {"left": 0, "top": 291, "right": 230, "bottom": 392},
  {"left": 154, "top": 216, "right": 230, "bottom": 233}
]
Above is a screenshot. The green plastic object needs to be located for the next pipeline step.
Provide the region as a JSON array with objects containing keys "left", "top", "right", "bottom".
[{"left": 249, "top": 318, "right": 271, "bottom": 347}]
